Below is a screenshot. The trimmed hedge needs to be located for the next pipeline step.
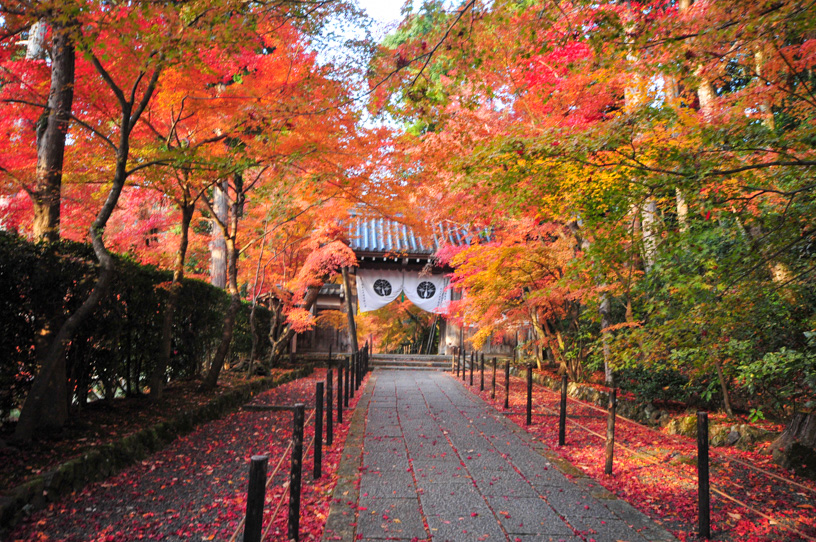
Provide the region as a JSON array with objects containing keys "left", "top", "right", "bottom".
[
  {"left": 0, "top": 232, "right": 270, "bottom": 420},
  {"left": 0, "top": 366, "right": 312, "bottom": 531}
]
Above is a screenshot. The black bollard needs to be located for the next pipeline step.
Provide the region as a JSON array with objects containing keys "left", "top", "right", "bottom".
[
  {"left": 605, "top": 388, "right": 617, "bottom": 475},
  {"left": 326, "top": 369, "right": 334, "bottom": 446},
  {"left": 504, "top": 359, "right": 510, "bottom": 409},
  {"left": 344, "top": 358, "right": 349, "bottom": 407},
  {"left": 526, "top": 363, "right": 533, "bottom": 425},
  {"left": 289, "top": 404, "right": 305, "bottom": 541},
  {"left": 315, "top": 383, "right": 324, "bottom": 479},
  {"left": 480, "top": 353, "right": 485, "bottom": 391},
  {"left": 698, "top": 411, "right": 711, "bottom": 539},
  {"left": 357, "top": 351, "right": 362, "bottom": 389},
  {"left": 350, "top": 354, "right": 355, "bottom": 399},
  {"left": 470, "top": 352, "right": 474, "bottom": 386},
  {"left": 243, "top": 455, "right": 268, "bottom": 542},
  {"left": 462, "top": 351, "right": 466, "bottom": 382},
  {"left": 558, "top": 374, "right": 567, "bottom": 446},
  {"left": 337, "top": 360, "right": 343, "bottom": 424},
  {"left": 491, "top": 357, "right": 497, "bottom": 399}
]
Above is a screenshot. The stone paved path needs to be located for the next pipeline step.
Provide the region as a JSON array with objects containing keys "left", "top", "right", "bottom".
[{"left": 323, "top": 370, "right": 678, "bottom": 542}]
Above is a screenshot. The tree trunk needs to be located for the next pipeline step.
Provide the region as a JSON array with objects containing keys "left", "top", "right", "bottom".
[
  {"left": 14, "top": 152, "right": 127, "bottom": 441},
  {"left": 341, "top": 267, "right": 358, "bottom": 353},
  {"left": 268, "top": 285, "right": 322, "bottom": 364},
  {"left": 599, "top": 293, "right": 613, "bottom": 385},
  {"left": 770, "top": 411, "right": 816, "bottom": 478},
  {"left": 712, "top": 357, "right": 734, "bottom": 417},
  {"left": 13, "top": 50, "right": 162, "bottom": 441},
  {"left": 248, "top": 221, "right": 269, "bottom": 371},
  {"left": 641, "top": 199, "right": 658, "bottom": 273},
  {"left": 151, "top": 202, "right": 194, "bottom": 399},
  {"left": 210, "top": 181, "right": 228, "bottom": 288},
  {"left": 32, "top": 21, "right": 75, "bottom": 243},
  {"left": 201, "top": 174, "right": 244, "bottom": 391},
  {"left": 201, "top": 235, "right": 240, "bottom": 391}
]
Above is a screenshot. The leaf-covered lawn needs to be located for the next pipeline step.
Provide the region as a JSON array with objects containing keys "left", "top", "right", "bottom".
[
  {"left": 0, "top": 371, "right": 289, "bottom": 492},
  {"left": 463, "top": 368, "right": 816, "bottom": 542},
  {"left": 9, "top": 369, "right": 368, "bottom": 541}
]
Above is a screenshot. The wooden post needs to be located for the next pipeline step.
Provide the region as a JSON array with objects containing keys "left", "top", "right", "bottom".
[
  {"left": 326, "top": 368, "right": 333, "bottom": 446},
  {"left": 526, "top": 363, "right": 533, "bottom": 425},
  {"left": 344, "top": 357, "right": 349, "bottom": 407},
  {"left": 289, "top": 404, "right": 305, "bottom": 541},
  {"left": 698, "top": 411, "right": 711, "bottom": 539},
  {"left": 357, "top": 351, "right": 362, "bottom": 389},
  {"left": 341, "top": 267, "right": 359, "bottom": 353},
  {"left": 491, "top": 357, "right": 496, "bottom": 399},
  {"left": 504, "top": 359, "right": 510, "bottom": 410},
  {"left": 337, "top": 360, "right": 343, "bottom": 424},
  {"left": 349, "top": 354, "right": 355, "bottom": 399},
  {"left": 480, "top": 353, "right": 485, "bottom": 391},
  {"left": 243, "top": 455, "right": 268, "bottom": 542},
  {"left": 604, "top": 388, "right": 617, "bottom": 475},
  {"left": 558, "top": 374, "right": 567, "bottom": 446},
  {"left": 315, "top": 383, "right": 323, "bottom": 479},
  {"left": 469, "top": 352, "right": 474, "bottom": 386}
]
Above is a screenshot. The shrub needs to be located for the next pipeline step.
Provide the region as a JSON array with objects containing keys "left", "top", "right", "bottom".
[
  {"left": 0, "top": 232, "right": 270, "bottom": 420},
  {"left": 615, "top": 365, "right": 690, "bottom": 404}
]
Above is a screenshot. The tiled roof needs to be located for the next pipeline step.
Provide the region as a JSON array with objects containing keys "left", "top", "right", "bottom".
[{"left": 347, "top": 216, "right": 484, "bottom": 256}]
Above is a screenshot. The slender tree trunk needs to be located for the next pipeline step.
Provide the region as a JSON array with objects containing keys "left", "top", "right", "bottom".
[
  {"left": 15, "top": 139, "right": 131, "bottom": 442},
  {"left": 341, "top": 267, "right": 358, "bottom": 353},
  {"left": 268, "top": 285, "right": 322, "bottom": 364},
  {"left": 13, "top": 50, "right": 162, "bottom": 441},
  {"left": 248, "top": 222, "right": 269, "bottom": 371},
  {"left": 32, "top": 21, "right": 75, "bottom": 243},
  {"left": 600, "top": 293, "right": 613, "bottom": 385},
  {"left": 641, "top": 199, "right": 658, "bottom": 273},
  {"left": 151, "top": 202, "right": 194, "bottom": 399},
  {"left": 713, "top": 357, "right": 734, "bottom": 417},
  {"left": 201, "top": 235, "right": 240, "bottom": 391},
  {"left": 201, "top": 173, "right": 244, "bottom": 391},
  {"left": 210, "top": 181, "right": 228, "bottom": 288}
]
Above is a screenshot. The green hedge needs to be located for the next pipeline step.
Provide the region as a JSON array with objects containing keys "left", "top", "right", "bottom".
[{"left": 0, "top": 232, "right": 270, "bottom": 420}]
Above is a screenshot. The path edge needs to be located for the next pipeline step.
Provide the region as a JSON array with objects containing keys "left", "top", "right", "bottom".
[
  {"left": 454, "top": 372, "right": 679, "bottom": 542},
  {"left": 321, "top": 372, "right": 376, "bottom": 542}
]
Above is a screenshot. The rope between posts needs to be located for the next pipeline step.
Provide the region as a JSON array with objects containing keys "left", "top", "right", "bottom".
[
  {"left": 260, "top": 429, "right": 318, "bottom": 541},
  {"left": 493, "top": 369, "right": 816, "bottom": 495},
  {"left": 228, "top": 409, "right": 316, "bottom": 542},
  {"left": 463, "top": 369, "right": 816, "bottom": 542},
  {"left": 527, "top": 401, "right": 816, "bottom": 542},
  {"left": 550, "top": 387, "right": 816, "bottom": 496}
]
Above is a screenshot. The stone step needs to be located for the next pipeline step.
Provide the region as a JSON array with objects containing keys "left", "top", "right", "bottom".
[
  {"left": 371, "top": 365, "right": 451, "bottom": 371},
  {"left": 369, "top": 354, "right": 452, "bottom": 371}
]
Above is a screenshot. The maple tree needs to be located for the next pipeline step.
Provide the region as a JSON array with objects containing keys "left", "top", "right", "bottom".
[
  {"left": 367, "top": 0, "right": 816, "bottom": 418},
  {"left": 2, "top": 0, "right": 377, "bottom": 438}
]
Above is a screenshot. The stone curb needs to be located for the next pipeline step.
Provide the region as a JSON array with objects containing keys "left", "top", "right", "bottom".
[
  {"left": 0, "top": 366, "right": 313, "bottom": 532},
  {"left": 510, "top": 368, "right": 779, "bottom": 449},
  {"left": 321, "top": 373, "right": 375, "bottom": 542}
]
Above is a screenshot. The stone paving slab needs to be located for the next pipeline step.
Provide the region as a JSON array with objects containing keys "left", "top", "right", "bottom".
[{"left": 322, "top": 370, "right": 679, "bottom": 542}]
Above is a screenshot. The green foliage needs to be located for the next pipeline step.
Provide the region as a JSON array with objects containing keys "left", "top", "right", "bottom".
[
  {"left": 0, "top": 232, "right": 269, "bottom": 421},
  {"left": 615, "top": 365, "right": 690, "bottom": 404},
  {"left": 736, "top": 335, "right": 816, "bottom": 418}
]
